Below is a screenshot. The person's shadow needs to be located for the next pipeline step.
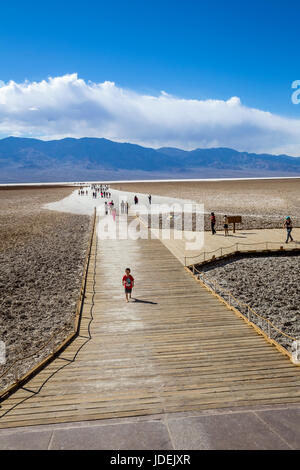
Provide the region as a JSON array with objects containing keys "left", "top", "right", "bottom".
[{"left": 132, "top": 298, "right": 157, "bottom": 305}]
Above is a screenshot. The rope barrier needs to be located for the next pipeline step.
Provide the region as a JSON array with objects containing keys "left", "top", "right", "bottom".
[
  {"left": 184, "top": 240, "right": 299, "bottom": 263},
  {"left": 191, "top": 265, "right": 297, "bottom": 343}
]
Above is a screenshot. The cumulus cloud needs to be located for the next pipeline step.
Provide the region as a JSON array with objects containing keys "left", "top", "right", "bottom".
[{"left": 0, "top": 73, "right": 300, "bottom": 155}]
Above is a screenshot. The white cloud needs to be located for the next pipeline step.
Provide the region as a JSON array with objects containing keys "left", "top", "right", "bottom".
[{"left": 0, "top": 73, "right": 300, "bottom": 155}]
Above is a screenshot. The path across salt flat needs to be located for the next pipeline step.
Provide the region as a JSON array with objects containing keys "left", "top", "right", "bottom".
[
  {"left": 44, "top": 186, "right": 194, "bottom": 216},
  {"left": 44, "top": 186, "right": 300, "bottom": 267},
  {"left": 1, "top": 210, "right": 300, "bottom": 429}
]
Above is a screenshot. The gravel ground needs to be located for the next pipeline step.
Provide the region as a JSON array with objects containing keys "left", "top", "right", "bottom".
[
  {"left": 200, "top": 254, "right": 300, "bottom": 351},
  {"left": 139, "top": 211, "right": 300, "bottom": 232},
  {"left": 113, "top": 179, "right": 300, "bottom": 231},
  {"left": 0, "top": 188, "right": 91, "bottom": 392}
]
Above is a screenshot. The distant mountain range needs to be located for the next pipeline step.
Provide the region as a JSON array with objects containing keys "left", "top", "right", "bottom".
[{"left": 1, "top": 136, "right": 300, "bottom": 183}]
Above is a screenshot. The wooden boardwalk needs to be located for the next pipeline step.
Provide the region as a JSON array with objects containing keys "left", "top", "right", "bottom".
[
  {"left": 1, "top": 218, "right": 300, "bottom": 429},
  {"left": 156, "top": 226, "right": 300, "bottom": 266}
]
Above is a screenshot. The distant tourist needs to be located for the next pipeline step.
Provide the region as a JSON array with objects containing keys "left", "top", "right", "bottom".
[
  {"left": 148, "top": 194, "right": 152, "bottom": 204},
  {"left": 121, "top": 200, "right": 125, "bottom": 214},
  {"left": 105, "top": 202, "right": 108, "bottom": 215},
  {"left": 224, "top": 215, "right": 229, "bottom": 236},
  {"left": 284, "top": 216, "right": 294, "bottom": 243},
  {"left": 122, "top": 268, "right": 134, "bottom": 303},
  {"left": 210, "top": 212, "right": 216, "bottom": 235},
  {"left": 134, "top": 195, "right": 138, "bottom": 205}
]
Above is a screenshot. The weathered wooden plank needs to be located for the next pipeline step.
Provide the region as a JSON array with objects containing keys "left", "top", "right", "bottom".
[{"left": 0, "top": 218, "right": 300, "bottom": 429}]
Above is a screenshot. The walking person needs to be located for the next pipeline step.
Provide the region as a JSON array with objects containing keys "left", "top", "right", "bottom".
[
  {"left": 134, "top": 195, "right": 138, "bottom": 205},
  {"left": 224, "top": 215, "right": 229, "bottom": 236},
  {"left": 122, "top": 268, "right": 134, "bottom": 303},
  {"left": 284, "top": 216, "right": 294, "bottom": 243},
  {"left": 148, "top": 194, "right": 152, "bottom": 205},
  {"left": 210, "top": 212, "right": 216, "bottom": 235},
  {"left": 121, "top": 200, "right": 125, "bottom": 214},
  {"left": 105, "top": 201, "right": 108, "bottom": 215}
]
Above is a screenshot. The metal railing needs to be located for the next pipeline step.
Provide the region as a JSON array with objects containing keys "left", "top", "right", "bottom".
[
  {"left": 0, "top": 207, "right": 97, "bottom": 399},
  {"left": 188, "top": 264, "right": 299, "bottom": 361}
]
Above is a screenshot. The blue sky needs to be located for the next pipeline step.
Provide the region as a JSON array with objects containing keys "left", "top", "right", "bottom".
[
  {"left": 1, "top": 0, "right": 300, "bottom": 153},
  {"left": 1, "top": 0, "right": 299, "bottom": 115}
]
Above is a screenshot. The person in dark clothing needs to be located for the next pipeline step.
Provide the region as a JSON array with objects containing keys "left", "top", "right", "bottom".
[
  {"left": 210, "top": 212, "right": 216, "bottom": 235},
  {"left": 148, "top": 194, "right": 152, "bottom": 204},
  {"left": 121, "top": 200, "right": 125, "bottom": 214},
  {"left": 284, "top": 216, "right": 294, "bottom": 243},
  {"left": 134, "top": 195, "right": 138, "bottom": 205}
]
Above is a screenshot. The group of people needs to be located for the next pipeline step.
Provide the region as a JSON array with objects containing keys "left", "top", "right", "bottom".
[
  {"left": 210, "top": 212, "right": 229, "bottom": 236},
  {"left": 78, "top": 187, "right": 88, "bottom": 196},
  {"left": 120, "top": 200, "right": 129, "bottom": 214},
  {"left": 91, "top": 184, "right": 111, "bottom": 199},
  {"left": 133, "top": 194, "right": 152, "bottom": 205},
  {"left": 210, "top": 212, "right": 295, "bottom": 243},
  {"left": 77, "top": 184, "right": 112, "bottom": 200}
]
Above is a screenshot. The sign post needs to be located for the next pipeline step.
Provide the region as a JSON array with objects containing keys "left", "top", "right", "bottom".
[{"left": 227, "top": 216, "right": 242, "bottom": 233}]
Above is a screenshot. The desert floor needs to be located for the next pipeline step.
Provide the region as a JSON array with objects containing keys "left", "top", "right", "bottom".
[
  {"left": 1, "top": 179, "right": 300, "bottom": 390},
  {"left": 0, "top": 187, "right": 91, "bottom": 390},
  {"left": 112, "top": 178, "right": 300, "bottom": 230}
]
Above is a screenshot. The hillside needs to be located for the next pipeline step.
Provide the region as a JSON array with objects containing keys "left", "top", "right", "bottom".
[{"left": 1, "top": 136, "right": 300, "bottom": 182}]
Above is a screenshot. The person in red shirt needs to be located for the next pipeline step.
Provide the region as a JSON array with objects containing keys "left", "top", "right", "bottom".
[
  {"left": 122, "top": 268, "right": 134, "bottom": 302},
  {"left": 210, "top": 212, "right": 216, "bottom": 235}
]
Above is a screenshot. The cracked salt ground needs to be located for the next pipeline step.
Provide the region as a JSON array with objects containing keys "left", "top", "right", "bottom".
[
  {"left": 0, "top": 188, "right": 91, "bottom": 391},
  {"left": 202, "top": 255, "right": 300, "bottom": 349}
]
